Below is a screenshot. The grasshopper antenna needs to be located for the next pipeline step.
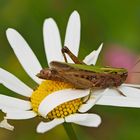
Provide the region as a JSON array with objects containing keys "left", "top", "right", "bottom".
[
  {"left": 61, "top": 46, "right": 85, "bottom": 64},
  {"left": 131, "top": 71, "right": 140, "bottom": 74},
  {"left": 130, "top": 57, "right": 140, "bottom": 74},
  {"left": 131, "top": 57, "right": 140, "bottom": 70}
]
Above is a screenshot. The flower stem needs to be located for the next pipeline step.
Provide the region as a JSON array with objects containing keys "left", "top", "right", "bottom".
[{"left": 63, "top": 123, "right": 78, "bottom": 140}]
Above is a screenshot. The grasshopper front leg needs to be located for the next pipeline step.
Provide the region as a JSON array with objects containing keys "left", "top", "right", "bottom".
[{"left": 61, "top": 46, "right": 85, "bottom": 64}]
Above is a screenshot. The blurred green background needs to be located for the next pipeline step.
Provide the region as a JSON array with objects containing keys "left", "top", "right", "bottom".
[{"left": 1, "top": 0, "right": 140, "bottom": 140}]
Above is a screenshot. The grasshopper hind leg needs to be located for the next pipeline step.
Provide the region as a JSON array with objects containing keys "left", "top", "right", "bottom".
[
  {"left": 113, "top": 87, "right": 126, "bottom": 97},
  {"left": 61, "top": 46, "right": 85, "bottom": 64},
  {"left": 61, "top": 47, "right": 68, "bottom": 63}
]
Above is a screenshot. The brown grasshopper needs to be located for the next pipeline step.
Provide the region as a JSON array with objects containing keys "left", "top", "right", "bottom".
[{"left": 37, "top": 47, "right": 128, "bottom": 91}]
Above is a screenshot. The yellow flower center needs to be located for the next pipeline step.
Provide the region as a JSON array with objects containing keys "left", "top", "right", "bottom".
[{"left": 31, "top": 80, "right": 83, "bottom": 120}]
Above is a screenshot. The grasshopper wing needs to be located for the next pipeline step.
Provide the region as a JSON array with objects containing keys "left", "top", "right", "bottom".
[{"left": 57, "top": 70, "right": 94, "bottom": 89}]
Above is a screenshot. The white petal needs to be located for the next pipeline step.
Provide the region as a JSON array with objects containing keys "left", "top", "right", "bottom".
[
  {"left": 122, "top": 83, "right": 140, "bottom": 88},
  {"left": 43, "top": 18, "right": 63, "bottom": 64},
  {"left": 5, "top": 111, "right": 37, "bottom": 120},
  {"left": 0, "top": 68, "right": 32, "bottom": 97},
  {"left": 83, "top": 43, "right": 103, "bottom": 65},
  {"left": 38, "top": 89, "right": 90, "bottom": 118},
  {"left": 2, "top": 106, "right": 29, "bottom": 114},
  {"left": 65, "top": 113, "right": 87, "bottom": 122},
  {"left": 0, "top": 94, "right": 32, "bottom": 110},
  {"left": 79, "top": 89, "right": 108, "bottom": 113},
  {"left": 119, "top": 85, "right": 140, "bottom": 98},
  {"left": 6, "top": 28, "right": 42, "bottom": 84},
  {"left": 65, "top": 113, "right": 101, "bottom": 127},
  {"left": 37, "top": 118, "right": 64, "bottom": 133},
  {"left": 0, "top": 119, "right": 14, "bottom": 131},
  {"left": 96, "top": 88, "right": 140, "bottom": 108},
  {"left": 64, "top": 11, "right": 80, "bottom": 62}
]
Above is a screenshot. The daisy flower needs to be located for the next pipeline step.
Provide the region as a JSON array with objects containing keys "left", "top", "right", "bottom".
[
  {"left": 0, "top": 11, "right": 101, "bottom": 133},
  {"left": 0, "top": 10, "right": 140, "bottom": 135}
]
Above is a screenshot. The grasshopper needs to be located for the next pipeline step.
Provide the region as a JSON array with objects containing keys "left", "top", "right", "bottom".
[{"left": 37, "top": 47, "right": 128, "bottom": 91}]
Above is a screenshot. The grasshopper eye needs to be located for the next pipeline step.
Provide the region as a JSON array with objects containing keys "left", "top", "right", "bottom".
[
  {"left": 36, "top": 69, "right": 51, "bottom": 79},
  {"left": 36, "top": 68, "right": 57, "bottom": 80}
]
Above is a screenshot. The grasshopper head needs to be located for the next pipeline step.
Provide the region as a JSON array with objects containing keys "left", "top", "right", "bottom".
[{"left": 36, "top": 68, "right": 57, "bottom": 80}]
